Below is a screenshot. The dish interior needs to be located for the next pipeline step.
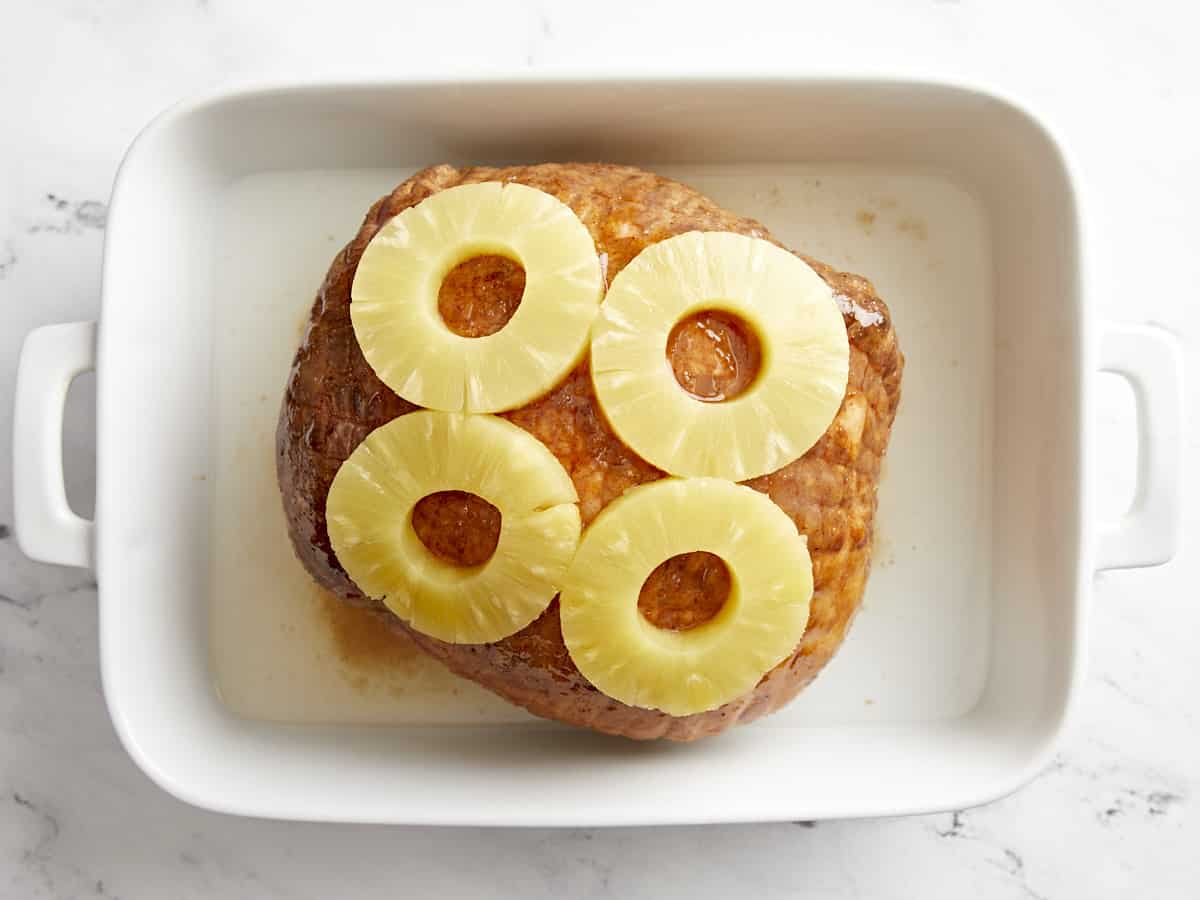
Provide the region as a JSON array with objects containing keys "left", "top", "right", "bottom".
[
  {"left": 97, "top": 81, "right": 1082, "bottom": 823},
  {"left": 210, "top": 164, "right": 994, "bottom": 728}
]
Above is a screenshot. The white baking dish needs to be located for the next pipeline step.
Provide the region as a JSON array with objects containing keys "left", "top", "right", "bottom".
[{"left": 11, "top": 76, "right": 1183, "bottom": 826}]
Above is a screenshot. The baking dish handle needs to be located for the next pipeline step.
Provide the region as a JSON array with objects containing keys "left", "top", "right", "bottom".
[
  {"left": 1095, "top": 323, "right": 1183, "bottom": 571},
  {"left": 12, "top": 321, "right": 97, "bottom": 570}
]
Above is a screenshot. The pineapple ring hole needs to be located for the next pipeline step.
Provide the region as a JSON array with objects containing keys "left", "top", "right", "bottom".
[
  {"left": 436, "top": 254, "right": 526, "bottom": 338},
  {"left": 666, "top": 309, "right": 763, "bottom": 402},
  {"left": 410, "top": 490, "right": 502, "bottom": 568},
  {"left": 637, "top": 551, "right": 732, "bottom": 632}
]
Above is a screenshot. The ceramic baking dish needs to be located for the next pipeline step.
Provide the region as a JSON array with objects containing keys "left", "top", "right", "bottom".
[{"left": 11, "top": 76, "right": 1182, "bottom": 826}]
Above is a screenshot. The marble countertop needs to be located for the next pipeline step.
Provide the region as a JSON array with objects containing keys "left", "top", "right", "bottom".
[{"left": 1, "top": 1, "right": 1196, "bottom": 897}]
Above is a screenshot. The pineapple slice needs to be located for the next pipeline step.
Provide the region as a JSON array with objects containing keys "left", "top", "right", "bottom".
[
  {"left": 591, "top": 231, "right": 849, "bottom": 481},
  {"left": 351, "top": 182, "right": 604, "bottom": 413},
  {"left": 559, "top": 477, "right": 813, "bottom": 717},
  {"left": 326, "top": 410, "right": 581, "bottom": 643}
]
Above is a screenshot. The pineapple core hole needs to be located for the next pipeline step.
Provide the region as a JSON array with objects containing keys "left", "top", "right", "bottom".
[
  {"left": 638, "top": 551, "right": 732, "bottom": 632},
  {"left": 410, "top": 490, "right": 502, "bottom": 568},
  {"left": 437, "top": 255, "right": 526, "bottom": 338},
  {"left": 666, "top": 310, "right": 763, "bottom": 402}
]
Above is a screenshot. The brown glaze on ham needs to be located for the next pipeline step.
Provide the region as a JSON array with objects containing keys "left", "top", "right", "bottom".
[
  {"left": 409, "top": 490, "right": 501, "bottom": 569},
  {"left": 637, "top": 552, "right": 732, "bottom": 631},
  {"left": 436, "top": 254, "right": 525, "bottom": 338},
  {"left": 276, "top": 163, "right": 903, "bottom": 740},
  {"left": 667, "top": 310, "right": 763, "bottom": 402}
]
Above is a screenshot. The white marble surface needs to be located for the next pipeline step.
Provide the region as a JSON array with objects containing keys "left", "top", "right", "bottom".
[{"left": 1, "top": 1, "right": 1197, "bottom": 897}]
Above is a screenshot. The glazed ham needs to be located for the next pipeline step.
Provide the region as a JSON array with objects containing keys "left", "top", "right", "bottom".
[{"left": 276, "top": 163, "right": 903, "bottom": 740}]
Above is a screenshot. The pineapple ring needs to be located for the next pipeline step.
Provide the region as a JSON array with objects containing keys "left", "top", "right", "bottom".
[
  {"left": 591, "top": 231, "right": 849, "bottom": 481},
  {"left": 560, "top": 477, "right": 813, "bottom": 717},
  {"left": 326, "top": 411, "right": 582, "bottom": 644},
  {"left": 351, "top": 182, "right": 604, "bottom": 413}
]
